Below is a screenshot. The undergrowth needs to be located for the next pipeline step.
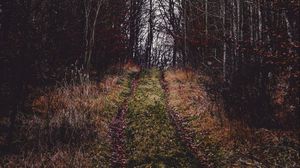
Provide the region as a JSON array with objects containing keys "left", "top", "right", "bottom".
[
  {"left": 164, "top": 69, "right": 300, "bottom": 168},
  {"left": 0, "top": 64, "right": 139, "bottom": 168}
]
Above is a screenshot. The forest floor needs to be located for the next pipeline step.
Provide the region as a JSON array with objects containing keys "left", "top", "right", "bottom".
[{"left": 0, "top": 64, "right": 299, "bottom": 167}]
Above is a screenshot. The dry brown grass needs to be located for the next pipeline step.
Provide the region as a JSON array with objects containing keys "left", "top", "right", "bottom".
[
  {"left": 30, "top": 74, "right": 127, "bottom": 141},
  {"left": 33, "top": 75, "right": 123, "bottom": 116},
  {"left": 1, "top": 64, "right": 137, "bottom": 167},
  {"left": 164, "top": 69, "right": 300, "bottom": 167},
  {"left": 2, "top": 146, "right": 93, "bottom": 168},
  {"left": 165, "top": 69, "right": 225, "bottom": 141},
  {"left": 123, "top": 60, "right": 141, "bottom": 74}
]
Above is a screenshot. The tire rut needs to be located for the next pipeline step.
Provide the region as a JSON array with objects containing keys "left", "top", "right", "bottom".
[
  {"left": 160, "top": 71, "right": 206, "bottom": 167},
  {"left": 110, "top": 72, "right": 140, "bottom": 168}
]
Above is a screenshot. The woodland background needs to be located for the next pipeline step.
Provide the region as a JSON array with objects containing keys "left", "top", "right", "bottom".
[{"left": 0, "top": 0, "right": 299, "bottom": 157}]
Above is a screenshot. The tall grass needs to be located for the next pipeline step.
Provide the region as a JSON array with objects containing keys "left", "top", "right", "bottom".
[
  {"left": 164, "top": 69, "right": 300, "bottom": 167},
  {"left": 1, "top": 64, "right": 136, "bottom": 167}
]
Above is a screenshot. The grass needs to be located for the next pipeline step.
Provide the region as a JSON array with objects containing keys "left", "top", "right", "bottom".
[
  {"left": 164, "top": 69, "right": 300, "bottom": 167},
  {"left": 126, "top": 68, "right": 198, "bottom": 167},
  {"left": 0, "top": 63, "right": 139, "bottom": 168},
  {"left": 1, "top": 65, "right": 297, "bottom": 167}
]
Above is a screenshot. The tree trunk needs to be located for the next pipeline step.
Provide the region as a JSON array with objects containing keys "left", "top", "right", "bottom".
[{"left": 221, "top": 0, "right": 227, "bottom": 81}]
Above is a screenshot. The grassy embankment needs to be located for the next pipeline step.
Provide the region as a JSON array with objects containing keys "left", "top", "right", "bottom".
[{"left": 164, "top": 69, "right": 299, "bottom": 168}]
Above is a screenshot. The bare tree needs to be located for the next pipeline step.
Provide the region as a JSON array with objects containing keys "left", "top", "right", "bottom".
[{"left": 83, "top": 0, "right": 104, "bottom": 70}]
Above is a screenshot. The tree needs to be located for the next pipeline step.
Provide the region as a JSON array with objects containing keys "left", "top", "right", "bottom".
[{"left": 83, "top": 0, "right": 104, "bottom": 70}]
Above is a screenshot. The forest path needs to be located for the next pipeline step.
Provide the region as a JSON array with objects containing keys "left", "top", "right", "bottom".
[
  {"left": 110, "top": 71, "right": 140, "bottom": 167},
  {"left": 124, "top": 69, "right": 200, "bottom": 167}
]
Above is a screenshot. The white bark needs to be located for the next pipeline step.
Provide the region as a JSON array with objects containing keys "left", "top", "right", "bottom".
[
  {"left": 232, "top": 0, "right": 237, "bottom": 70},
  {"left": 183, "top": 0, "right": 187, "bottom": 66},
  {"left": 283, "top": 10, "right": 293, "bottom": 44},
  {"left": 205, "top": 0, "right": 208, "bottom": 36},
  {"left": 249, "top": 3, "right": 254, "bottom": 44},
  {"left": 258, "top": 0, "right": 262, "bottom": 41},
  {"left": 221, "top": 0, "right": 226, "bottom": 81}
]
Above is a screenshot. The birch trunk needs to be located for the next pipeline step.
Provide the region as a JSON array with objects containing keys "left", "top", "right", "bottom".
[
  {"left": 84, "top": 0, "right": 103, "bottom": 70},
  {"left": 221, "top": 0, "right": 227, "bottom": 81}
]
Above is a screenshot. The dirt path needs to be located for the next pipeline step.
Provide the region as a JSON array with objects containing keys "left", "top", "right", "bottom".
[
  {"left": 160, "top": 71, "right": 205, "bottom": 167},
  {"left": 125, "top": 69, "right": 199, "bottom": 167},
  {"left": 110, "top": 72, "right": 140, "bottom": 167}
]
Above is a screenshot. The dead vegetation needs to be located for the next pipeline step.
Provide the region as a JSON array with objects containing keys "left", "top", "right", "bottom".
[
  {"left": 1, "top": 64, "right": 298, "bottom": 167},
  {"left": 0, "top": 63, "right": 139, "bottom": 167},
  {"left": 164, "top": 69, "right": 300, "bottom": 167}
]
